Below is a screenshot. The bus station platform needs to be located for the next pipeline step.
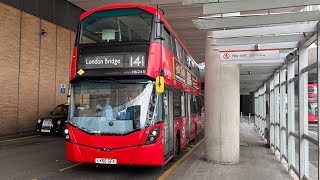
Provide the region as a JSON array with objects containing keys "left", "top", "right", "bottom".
[{"left": 165, "top": 120, "right": 294, "bottom": 180}]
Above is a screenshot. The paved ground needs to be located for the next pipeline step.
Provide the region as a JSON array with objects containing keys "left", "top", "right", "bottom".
[
  {"left": 168, "top": 122, "right": 293, "bottom": 180},
  {"left": 0, "top": 132, "right": 203, "bottom": 180},
  {"left": 0, "top": 115, "right": 316, "bottom": 180}
]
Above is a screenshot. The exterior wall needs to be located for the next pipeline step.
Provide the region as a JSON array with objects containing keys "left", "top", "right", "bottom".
[
  {"left": 0, "top": 4, "right": 20, "bottom": 135},
  {"left": 0, "top": 3, "right": 76, "bottom": 135}
]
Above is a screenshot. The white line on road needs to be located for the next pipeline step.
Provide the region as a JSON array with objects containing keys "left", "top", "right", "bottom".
[{"left": 0, "top": 135, "right": 40, "bottom": 143}]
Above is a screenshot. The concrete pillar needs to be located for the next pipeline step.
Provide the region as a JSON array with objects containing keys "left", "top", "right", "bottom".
[{"left": 204, "top": 31, "right": 240, "bottom": 164}]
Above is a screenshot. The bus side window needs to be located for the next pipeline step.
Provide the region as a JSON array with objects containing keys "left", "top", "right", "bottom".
[
  {"left": 171, "top": 35, "right": 177, "bottom": 58},
  {"left": 191, "top": 95, "right": 198, "bottom": 115},
  {"left": 175, "top": 39, "right": 182, "bottom": 60},
  {"left": 181, "top": 92, "right": 185, "bottom": 117},
  {"left": 162, "top": 26, "right": 172, "bottom": 52},
  {"left": 173, "top": 90, "right": 181, "bottom": 119},
  {"left": 182, "top": 50, "right": 188, "bottom": 67},
  {"left": 163, "top": 92, "right": 169, "bottom": 125}
]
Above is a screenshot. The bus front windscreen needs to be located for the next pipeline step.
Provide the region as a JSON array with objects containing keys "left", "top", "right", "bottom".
[
  {"left": 69, "top": 80, "right": 158, "bottom": 135},
  {"left": 79, "top": 8, "right": 154, "bottom": 44}
]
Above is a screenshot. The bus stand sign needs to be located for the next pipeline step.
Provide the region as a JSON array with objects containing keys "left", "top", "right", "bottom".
[{"left": 220, "top": 49, "right": 280, "bottom": 61}]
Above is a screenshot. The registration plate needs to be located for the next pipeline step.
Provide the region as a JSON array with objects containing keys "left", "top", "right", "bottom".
[
  {"left": 95, "top": 158, "right": 117, "bottom": 164},
  {"left": 41, "top": 129, "right": 50, "bottom": 133}
]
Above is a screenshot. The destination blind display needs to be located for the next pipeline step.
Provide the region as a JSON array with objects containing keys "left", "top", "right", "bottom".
[
  {"left": 78, "top": 53, "right": 146, "bottom": 69},
  {"left": 174, "top": 59, "right": 197, "bottom": 89}
]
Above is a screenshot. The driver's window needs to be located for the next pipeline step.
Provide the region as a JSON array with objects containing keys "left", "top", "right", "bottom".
[{"left": 163, "top": 90, "right": 169, "bottom": 126}]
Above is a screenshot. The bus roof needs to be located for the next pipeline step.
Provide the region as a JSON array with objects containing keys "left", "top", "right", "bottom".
[{"left": 79, "top": 4, "right": 197, "bottom": 65}]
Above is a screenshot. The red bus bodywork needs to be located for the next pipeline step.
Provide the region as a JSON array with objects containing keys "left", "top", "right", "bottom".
[
  {"left": 67, "top": 4, "right": 202, "bottom": 166},
  {"left": 308, "top": 84, "right": 318, "bottom": 123}
]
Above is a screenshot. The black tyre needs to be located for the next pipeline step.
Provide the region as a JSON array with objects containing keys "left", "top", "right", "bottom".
[{"left": 175, "top": 135, "right": 180, "bottom": 155}]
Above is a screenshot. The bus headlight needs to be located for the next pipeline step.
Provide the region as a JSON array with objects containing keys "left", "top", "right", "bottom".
[
  {"left": 152, "top": 130, "right": 157, "bottom": 136},
  {"left": 145, "top": 127, "right": 160, "bottom": 145}
]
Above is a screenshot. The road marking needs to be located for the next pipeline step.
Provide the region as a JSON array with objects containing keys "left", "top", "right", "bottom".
[
  {"left": 59, "top": 163, "right": 83, "bottom": 172},
  {"left": 157, "top": 139, "right": 204, "bottom": 180},
  {"left": 0, "top": 135, "right": 40, "bottom": 143},
  {"left": 181, "top": 147, "right": 192, "bottom": 151}
]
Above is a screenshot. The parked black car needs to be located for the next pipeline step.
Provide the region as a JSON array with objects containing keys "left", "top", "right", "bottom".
[{"left": 36, "top": 104, "right": 69, "bottom": 135}]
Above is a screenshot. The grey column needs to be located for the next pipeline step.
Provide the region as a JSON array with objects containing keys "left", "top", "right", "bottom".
[{"left": 204, "top": 31, "right": 240, "bottom": 164}]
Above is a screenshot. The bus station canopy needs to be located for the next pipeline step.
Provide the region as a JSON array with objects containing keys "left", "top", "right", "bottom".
[{"left": 68, "top": 0, "right": 320, "bottom": 94}]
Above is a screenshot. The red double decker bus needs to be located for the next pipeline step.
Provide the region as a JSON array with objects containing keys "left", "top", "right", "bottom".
[
  {"left": 65, "top": 4, "right": 202, "bottom": 166},
  {"left": 308, "top": 83, "right": 318, "bottom": 123}
]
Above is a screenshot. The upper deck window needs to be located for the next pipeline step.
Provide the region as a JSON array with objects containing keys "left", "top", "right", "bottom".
[{"left": 79, "top": 8, "right": 153, "bottom": 44}]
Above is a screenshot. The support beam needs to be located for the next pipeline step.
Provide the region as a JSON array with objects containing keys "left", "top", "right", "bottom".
[
  {"left": 274, "top": 72, "right": 280, "bottom": 153},
  {"left": 241, "top": 74, "right": 271, "bottom": 79},
  {"left": 219, "top": 42, "right": 299, "bottom": 51},
  {"left": 269, "top": 78, "right": 274, "bottom": 149},
  {"left": 209, "top": 23, "right": 317, "bottom": 38},
  {"left": 240, "top": 92, "right": 251, "bottom": 95},
  {"left": 240, "top": 82, "right": 268, "bottom": 85},
  {"left": 216, "top": 34, "right": 305, "bottom": 46},
  {"left": 317, "top": 21, "right": 320, "bottom": 180},
  {"left": 287, "top": 61, "right": 295, "bottom": 173},
  {"left": 301, "top": 33, "right": 317, "bottom": 48},
  {"left": 222, "top": 59, "right": 285, "bottom": 64},
  {"left": 203, "top": 0, "right": 320, "bottom": 15},
  {"left": 298, "top": 46, "right": 309, "bottom": 179},
  {"left": 183, "top": 0, "right": 262, "bottom": 5},
  {"left": 279, "top": 68, "right": 287, "bottom": 160},
  {"left": 194, "top": 11, "right": 320, "bottom": 29}
]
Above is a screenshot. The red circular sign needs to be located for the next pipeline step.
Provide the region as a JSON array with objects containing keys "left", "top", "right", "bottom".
[{"left": 223, "top": 53, "right": 230, "bottom": 59}]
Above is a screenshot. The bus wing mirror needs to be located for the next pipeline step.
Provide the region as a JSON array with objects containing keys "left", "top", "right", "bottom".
[
  {"left": 154, "top": 19, "right": 164, "bottom": 41},
  {"left": 156, "top": 76, "right": 164, "bottom": 94}
]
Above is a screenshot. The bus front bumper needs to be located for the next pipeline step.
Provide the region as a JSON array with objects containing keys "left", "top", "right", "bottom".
[{"left": 66, "top": 141, "right": 164, "bottom": 166}]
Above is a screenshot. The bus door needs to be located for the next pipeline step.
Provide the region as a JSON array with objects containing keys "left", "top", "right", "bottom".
[
  {"left": 163, "top": 90, "right": 174, "bottom": 161},
  {"left": 186, "top": 93, "right": 191, "bottom": 141}
]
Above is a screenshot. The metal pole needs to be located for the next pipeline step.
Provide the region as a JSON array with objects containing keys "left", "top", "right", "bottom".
[
  {"left": 280, "top": 68, "right": 287, "bottom": 159},
  {"left": 299, "top": 45, "right": 309, "bottom": 179},
  {"left": 287, "top": 61, "right": 295, "bottom": 172},
  {"left": 249, "top": 113, "right": 251, "bottom": 124},
  {"left": 317, "top": 21, "right": 320, "bottom": 180},
  {"left": 274, "top": 72, "right": 280, "bottom": 152},
  {"left": 270, "top": 78, "right": 275, "bottom": 149}
]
